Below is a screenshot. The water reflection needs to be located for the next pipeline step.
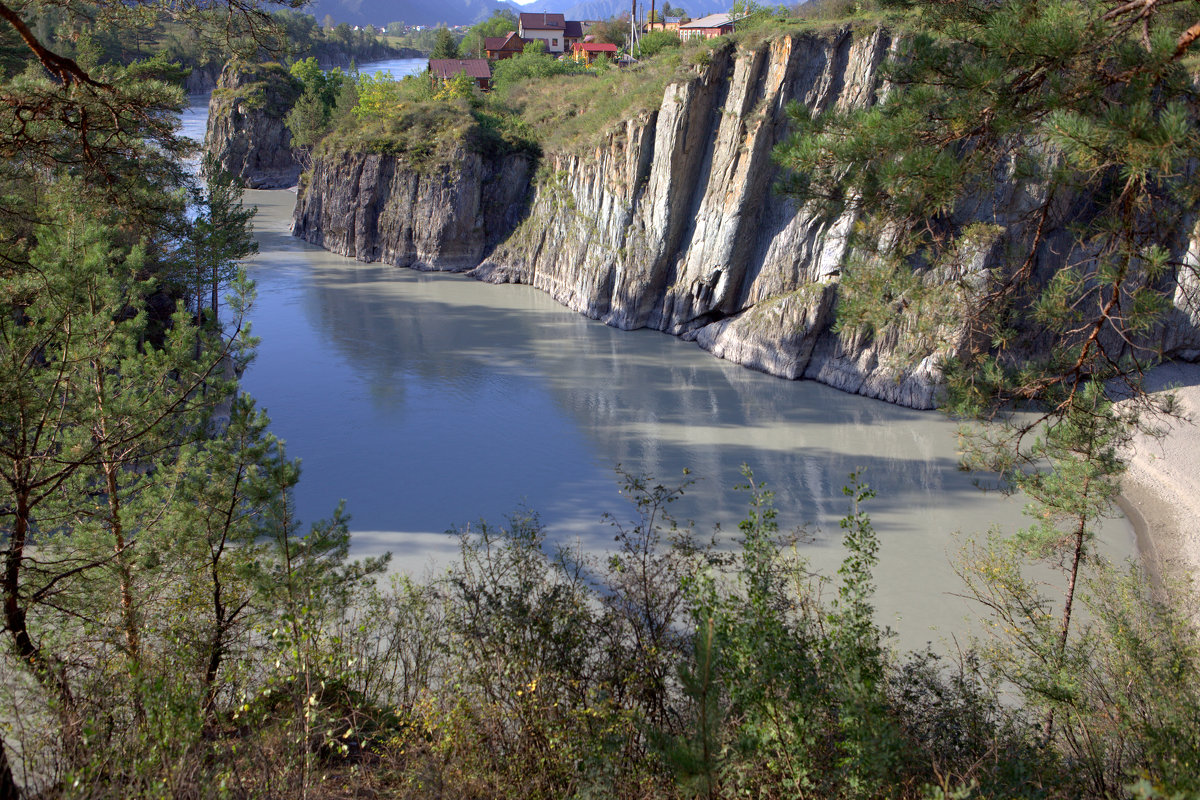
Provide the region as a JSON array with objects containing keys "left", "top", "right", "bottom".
[{"left": 240, "top": 183, "right": 1135, "bottom": 647}]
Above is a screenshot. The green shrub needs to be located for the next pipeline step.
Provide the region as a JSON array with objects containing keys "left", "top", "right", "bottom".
[
  {"left": 636, "top": 30, "right": 682, "bottom": 59},
  {"left": 491, "top": 44, "right": 587, "bottom": 95}
]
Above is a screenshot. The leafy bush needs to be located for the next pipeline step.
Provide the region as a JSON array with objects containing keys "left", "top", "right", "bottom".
[
  {"left": 636, "top": 30, "right": 682, "bottom": 59},
  {"left": 490, "top": 43, "right": 588, "bottom": 95}
]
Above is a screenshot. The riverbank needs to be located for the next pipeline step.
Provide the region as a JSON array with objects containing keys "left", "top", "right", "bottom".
[{"left": 1120, "top": 361, "right": 1200, "bottom": 612}]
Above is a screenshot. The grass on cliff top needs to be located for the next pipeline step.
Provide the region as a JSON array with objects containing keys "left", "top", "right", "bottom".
[
  {"left": 313, "top": 6, "right": 896, "bottom": 165},
  {"left": 496, "top": 8, "right": 895, "bottom": 153},
  {"left": 211, "top": 61, "right": 301, "bottom": 115},
  {"left": 317, "top": 74, "right": 539, "bottom": 169},
  {"left": 501, "top": 53, "right": 686, "bottom": 153}
]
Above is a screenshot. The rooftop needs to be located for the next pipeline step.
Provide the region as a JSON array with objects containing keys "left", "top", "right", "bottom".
[
  {"left": 572, "top": 42, "right": 618, "bottom": 52},
  {"left": 428, "top": 59, "right": 492, "bottom": 80},
  {"left": 519, "top": 12, "right": 566, "bottom": 31},
  {"left": 680, "top": 13, "right": 737, "bottom": 28}
]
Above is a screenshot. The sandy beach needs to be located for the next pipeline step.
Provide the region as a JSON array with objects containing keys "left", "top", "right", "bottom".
[{"left": 1119, "top": 361, "right": 1200, "bottom": 608}]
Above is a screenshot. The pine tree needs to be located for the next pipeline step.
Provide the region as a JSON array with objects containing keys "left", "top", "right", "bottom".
[
  {"left": 431, "top": 26, "right": 459, "bottom": 59},
  {"left": 193, "top": 155, "right": 258, "bottom": 326},
  {"left": 775, "top": 0, "right": 1200, "bottom": 740}
]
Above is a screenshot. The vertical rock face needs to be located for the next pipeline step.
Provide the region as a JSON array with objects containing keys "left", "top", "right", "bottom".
[
  {"left": 204, "top": 62, "right": 303, "bottom": 189},
  {"left": 184, "top": 64, "right": 222, "bottom": 94},
  {"left": 468, "top": 30, "right": 924, "bottom": 400},
  {"left": 292, "top": 28, "right": 1200, "bottom": 409},
  {"left": 294, "top": 147, "right": 533, "bottom": 271}
]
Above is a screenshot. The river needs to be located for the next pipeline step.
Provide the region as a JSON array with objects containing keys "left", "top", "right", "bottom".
[{"left": 182, "top": 59, "right": 1136, "bottom": 648}]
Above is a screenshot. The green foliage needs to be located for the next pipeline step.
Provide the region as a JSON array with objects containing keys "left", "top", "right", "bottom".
[
  {"left": 499, "top": 46, "right": 685, "bottom": 152},
  {"left": 636, "top": 30, "right": 682, "bottom": 59},
  {"left": 435, "top": 69, "right": 478, "bottom": 103},
  {"left": 288, "top": 56, "right": 344, "bottom": 109},
  {"left": 775, "top": 3, "right": 1200, "bottom": 764},
  {"left": 730, "top": 0, "right": 790, "bottom": 31},
  {"left": 430, "top": 27, "right": 460, "bottom": 60},
  {"left": 490, "top": 42, "right": 586, "bottom": 94},
  {"left": 589, "top": 17, "right": 629, "bottom": 49},
  {"left": 214, "top": 60, "right": 302, "bottom": 115},
  {"left": 353, "top": 70, "right": 418, "bottom": 118},
  {"left": 191, "top": 154, "right": 258, "bottom": 323},
  {"left": 460, "top": 10, "right": 519, "bottom": 58},
  {"left": 776, "top": 0, "right": 1200, "bottom": 413},
  {"left": 663, "top": 469, "right": 905, "bottom": 798},
  {"left": 9, "top": 7, "right": 1200, "bottom": 797},
  {"left": 959, "top": 539, "right": 1200, "bottom": 797}
]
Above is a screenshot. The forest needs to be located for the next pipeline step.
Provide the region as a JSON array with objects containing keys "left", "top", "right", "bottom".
[{"left": 2, "top": 0, "right": 1200, "bottom": 798}]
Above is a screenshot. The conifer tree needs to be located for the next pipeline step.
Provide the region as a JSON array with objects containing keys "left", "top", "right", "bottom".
[
  {"left": 776, "top": 0, "right": 1200, "bottom": 738},
  {"left": 431, "top": 26, "right": 459, "bottom": 59}
]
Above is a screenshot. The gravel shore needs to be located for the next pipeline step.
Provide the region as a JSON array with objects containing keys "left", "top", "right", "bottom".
[{"left": 1120, "top": 361, "right": 1200, "bottom": 608}]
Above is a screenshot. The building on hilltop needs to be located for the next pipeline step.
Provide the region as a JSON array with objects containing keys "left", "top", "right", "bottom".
[
  {"left": 519, "top": 12, "right": 567, "bottom": 53},
  {"left": 678, "top": 13, "right": 738, "bottom": 41},
  {"left": 428, "top": 58, "right": 492, "bottom": 90}
]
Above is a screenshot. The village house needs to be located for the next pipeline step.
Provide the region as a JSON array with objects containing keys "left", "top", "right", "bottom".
[
  {"left": 428, "top": 58, "right": 492, "bottom": 90},
  {"left": 645, "top": 15, "right": 685, "bottom": 33},
  {"left": 518, "top": 12, "right": 567, "bottom": 53},
  {"left": 678, "top": 12, "right": 737, "bottom": 41},
  {"left": 483, "top": 31, "right": 528, "bottom": 60},
  {"left": 563, "top": 20, "right": 593, "bottom": 51},
  {"left": 569, "top": 41, "right": 618, "bottom": 64}
]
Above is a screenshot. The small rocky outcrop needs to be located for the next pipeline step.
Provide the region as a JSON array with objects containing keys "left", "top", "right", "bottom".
[{"left": 204, "top": 61, "right": 303, "bottom": 189}]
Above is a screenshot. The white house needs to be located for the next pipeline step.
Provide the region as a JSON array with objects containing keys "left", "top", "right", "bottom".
[{"left": 518, "top": 12, "right": 567, "bottom": 54}]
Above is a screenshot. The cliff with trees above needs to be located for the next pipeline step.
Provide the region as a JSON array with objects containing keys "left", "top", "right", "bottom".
[{"left": 288, "top": 19, "right": 1200, "bottom": 409}]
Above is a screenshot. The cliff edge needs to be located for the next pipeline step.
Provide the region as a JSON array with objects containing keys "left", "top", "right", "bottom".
[{"left": 291, "top": 28, "right": 1200, "bottom": 408}]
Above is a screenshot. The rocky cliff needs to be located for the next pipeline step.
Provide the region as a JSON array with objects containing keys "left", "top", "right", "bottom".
[
  {"left": 205, "top": 62, "right": 302, "bottom": 189},
  {"left": 292, "top": 28, "right": 1200, "bottom": 408},
  {"left": 295, "top": 145, "right": 533, "bottom": 270}
]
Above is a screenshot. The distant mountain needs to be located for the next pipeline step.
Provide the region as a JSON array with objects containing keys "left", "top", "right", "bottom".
[
  {"left": 558, "top": 0, "right": 631, "bottom": 20},
  {"left": 302, "top": 0, "right": 525, "bottom": 27}
]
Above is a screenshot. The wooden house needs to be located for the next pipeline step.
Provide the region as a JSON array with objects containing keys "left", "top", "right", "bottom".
[
  {"left": 484, "top": 31, "right": 528, "bottom": 60},
  {"left": 570, "top": 41, "right": 618, "bottom": 64},
  {"left": 428, "top": 59, "right": 492, "bottom": 90}
]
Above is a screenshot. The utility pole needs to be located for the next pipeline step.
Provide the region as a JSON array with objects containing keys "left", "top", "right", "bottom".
[{"left": 629, "top": 0, "right": 641, "bottom": 57}]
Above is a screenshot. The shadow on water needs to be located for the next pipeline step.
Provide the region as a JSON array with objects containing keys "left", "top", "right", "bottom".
[{"left": 236, "top": 189, "right": 1137, "bottom": 648}]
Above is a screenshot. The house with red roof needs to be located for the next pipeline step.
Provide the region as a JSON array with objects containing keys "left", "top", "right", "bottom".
[
  {"left": 519, "top": 12, "right": 567, "bottom": 53},
  {"left": 570, "top": 41, "right": 618, "bottom": 64},
  {"left": 428, "top": 59, "right": 492, "bottom": 90}
]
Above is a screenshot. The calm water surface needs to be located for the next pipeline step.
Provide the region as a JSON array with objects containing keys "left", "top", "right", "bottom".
[
  {"left": 181, "top": 66, "right": 1136, "bottom": 646},
  {"left": 239, "top": 191, "right": 1136, "bottom": 646}
]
